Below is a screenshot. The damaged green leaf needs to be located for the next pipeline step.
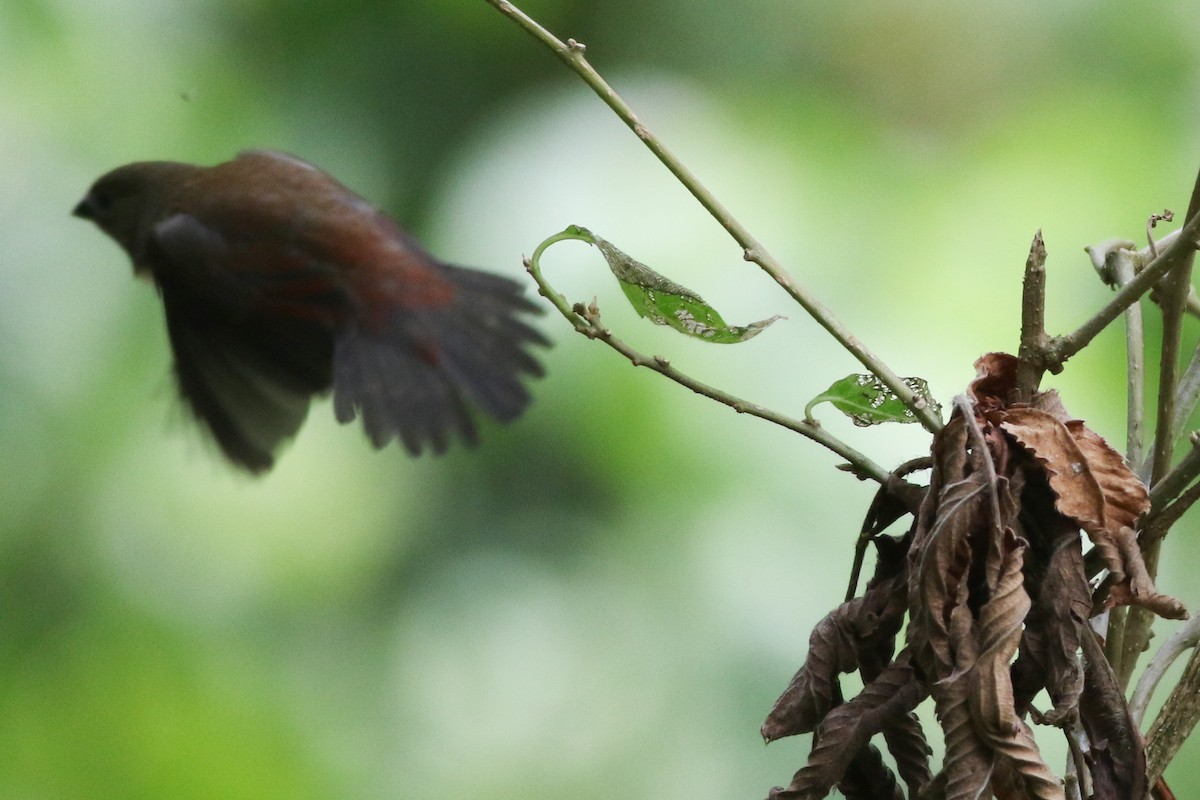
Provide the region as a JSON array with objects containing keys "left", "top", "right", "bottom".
[
  {"left": 588, "top": 233, "right": 780, "bottom": 343},
  {"left": 806, "top": 374, "right": 941, "bottom": 427}
]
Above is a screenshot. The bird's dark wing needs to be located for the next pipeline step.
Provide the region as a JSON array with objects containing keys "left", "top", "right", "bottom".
[{"left": 149, "top": 212, "right": 346, "bottom": 472}]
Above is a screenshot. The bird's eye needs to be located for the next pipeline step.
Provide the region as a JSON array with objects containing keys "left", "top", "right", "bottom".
[{"left": 92, "top": 190, "right": 113, "bottom": 212}]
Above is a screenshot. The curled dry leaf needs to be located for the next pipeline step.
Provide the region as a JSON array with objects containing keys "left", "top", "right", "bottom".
[
  {"left": 835, "top": 744, "right": 906, "bottom": 800},
  {"left": 769, "top": 743, "right": 906, "bottom": 800},
  {"left": 760, "top": 598, "right": 866, "bottom": 742},
  {"left": 966, "top": 535, "right": 1062, "bottom": 799},
  {"left": 1099, "top": 527, "right": 1187, "bottom": 620},
  {"left": 770, "top": 656, "right": 926, "bottom": 800},
  {"left": 968, "top": 533, "right": 1028, "bottom": 739},
  {"left": 761, "top": 556, "right": 908, "bottom": 742},
  {"left": 881, "top": 711, "right": 933, "bottom": 797},
  {"left": 968, "top": 352, "right": 1020, "bottom": 413},
  {"left": 1010, "top": 514, "right": 1089, "bottom": 724}
]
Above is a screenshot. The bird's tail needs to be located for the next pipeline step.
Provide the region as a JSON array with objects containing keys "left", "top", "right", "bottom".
[{"left": 331, "top": 265, "right": 547, "bottom": 455}]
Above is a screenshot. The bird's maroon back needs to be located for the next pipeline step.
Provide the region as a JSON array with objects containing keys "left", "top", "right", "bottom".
[{"left": 75, "top": 150, "right": 546, "bottom": 472}]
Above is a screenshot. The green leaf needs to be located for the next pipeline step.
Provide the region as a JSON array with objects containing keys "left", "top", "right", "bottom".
[
  {"left": 805, "top": 374, "right": 941, "bottom": 427},
  {"left": 591, "top": 235, "right": 780, "bottom": 343}
]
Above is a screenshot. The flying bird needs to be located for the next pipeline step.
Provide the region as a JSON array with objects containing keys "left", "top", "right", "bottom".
[{"left": 74, "top": 150, "right": 546, "bottom": 473}]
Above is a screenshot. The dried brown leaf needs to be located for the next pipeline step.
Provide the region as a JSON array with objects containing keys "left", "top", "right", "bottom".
[
  {"left": 920, "top": 771, "right": 948, "bottom": 799},
  {"left": 769, "top": 744, "right": 906, "bottom": 800},
  {"left": 999, "top": 408, "right": 1107, "bottom": 536},
  {"left": 1000, "top": 408, "right": 1151, "bottom": 548},
  {"left": 932, "top": 668, "right": 993, "bottom": 800},
  {"left": 855, "top": 537, "right": 913, "bottom": 679},
  {"left": 1080, "top": 624, "right": 1147, "bottom": 799},
  {"left": 907, "top": 420, "right": 988, "bottom": 682},
  {"left": 882, "top": 711, "right": 933, "bottom": 797},
  {"left": 760, "top": 605, "right": 860, "bottom": 742},
  {"left": 954, "top": 483, "right": 1069, "bottom": 799},
  {"left": 968, "top": 534, "right": 1028, "bottom": 738},
  {"left": 997, "top": 409, "right": 1184, "bottom": 619},
  {"left": 1100, "top": 527, "right": 1188, "bottom": 620},
  {"left": 982, "top": 471, "right": 1025, "bottom": 600},
  {"left": 909, "top": 486, "right": 984, "bottom": 677},
  {"left": 837, "top": 743, "right": 906, "bottom": 800},
  {"left": 1064, "top": 420, "right": 1149, "bottom": 536}
]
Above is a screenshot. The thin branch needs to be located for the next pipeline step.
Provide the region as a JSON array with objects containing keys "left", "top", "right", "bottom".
[
  {"left": 1148, "top": 433, "right": 1200, "bottom": 513},
  {"left": 1169, "top": 341, "right": 1200, "bottom": 445},
  {"left": 1148, "top": 233, "right": 1191, "bottom": 487},
  {"left": 1119, "top": 600, "right": 1159, "bottom": 693},
  {"left": 1144, "top": 474, "right": 1200, "bottom": 546},
  {"left": 1088, "top": 236, "right": 1199, "bottom": 467},
  {"left": 486, "top": 0, "right": 943, "bottom": 434},
  {"left": 1163, "top": 179, "right": 1200, "bottom": 448},
  {"left": 1063, "top": 725, "right": 1091, "bottom": 800},
  {"left": 1145, "top": 642, "right": 1200, "bottom": 785},
  {"left": 1106, "top": 248, "right": 1147, "bottom": 468},
  {"left": 523, "top": 245, "right": 893, "bottom": 485},
  {"left": 1130, "top": 613, "right": 1200, "bottom": 726}
]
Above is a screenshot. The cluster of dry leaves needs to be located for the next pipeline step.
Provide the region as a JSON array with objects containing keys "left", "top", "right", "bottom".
[{"left": 763, "top": 353, "right": 1187, "bottom": 800}]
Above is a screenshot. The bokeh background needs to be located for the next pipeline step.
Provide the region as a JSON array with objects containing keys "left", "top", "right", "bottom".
[{"left": 4, "top": 1, "right": 1200, "bottom": 797}]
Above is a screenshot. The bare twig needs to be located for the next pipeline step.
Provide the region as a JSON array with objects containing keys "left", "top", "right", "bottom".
[
  {"left": 1144, "top": 475, "right": 1200, "bottom": 546},
  {"left": 1064, "top": 725, "right": 1092, "bottom": 800},
  {"left": 1015, "top": 231, "right": 1049, "bottom": 400},
  {"left": 1163, "top": 182, "right": 1200, "bottom": 449},
  {"left": 1130, "top": 614, "right": 1200, "bottom": 726},
  {"left": 1046, "top": 210, "right": 1200, "bottom": 370},
  {"left": 1169, "top": 342, "right": 1200, "bottom": 444},
  {"left": 1106, "top": 247, "right": 1147, "bottom": 468},
  {"left": 1089, "top": 237, "right": 1200, "bottom": 470},
  {"left": 1148, "top": 434, "right": 1200, "bottom": 513},
  {"left": 1148, "top": 209, "right": 1175, "bottom": 260},
  {"left": 1092, "top": 243, "right": 1144, "bottom": 682},
  {"left": 1149, "top": 242, "right": 1192, "bottom": 486},
  {"left": 1145, "top": 642, "right": 1200, "bottom": 785},
  {"left": 487, "top": 0, "right": 943, "bottom": 434}
]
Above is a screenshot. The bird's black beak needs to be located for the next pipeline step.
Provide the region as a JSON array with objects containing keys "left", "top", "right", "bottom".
[{"left": 72, "top": 197, "right": 94, "bottom": 220}]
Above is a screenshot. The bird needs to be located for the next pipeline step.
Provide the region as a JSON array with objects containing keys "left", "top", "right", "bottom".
[{"left": 74, "top": 149, "right": 547, "bottom": 473}]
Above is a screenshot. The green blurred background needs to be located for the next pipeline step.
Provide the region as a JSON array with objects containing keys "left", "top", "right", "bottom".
[{"left": 4, "top": 1, "right": 1200, "bottom": 797}]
